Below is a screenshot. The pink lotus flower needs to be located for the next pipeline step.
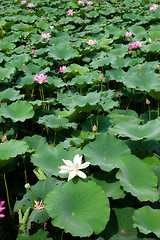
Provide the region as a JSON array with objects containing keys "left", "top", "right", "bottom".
[
  {"left": 125, "top": 31, "right": 133, "bottom": 37},
  {"left": 41, "top": 32, "right": 51, "bottom": 40},
  {"left": 33, "top": 74, "right": 48, "bottom": 84},
  {"left": 146, "top": 98, "right": 150, "bottom": 105},
  {"left": 99, "top": 74, "right": 103, "bottom": 80},
  {"left": 87, "top": 39, "right": 97, "bottom": 46},
  {"left": 67, "top": 9, "right": 76, "bottom": 16},
  {"left": 150, "top": 4, "right": 159, "bottom": 11},
  {"left": 28, "top": 9, "right": 31, "bottom": 12},
  {"left": 59, "top": 66, "right": 66, "bottom": 73},
  {"left": 87, "top": 1, "right": 93, "bottom": 6},
  {"left": 128, "top": 41, "right": 144, "bottom": 50},
  {"left": 41, "top": 16, "right": 44, "bottom": 21},
  {"left": 31, "top": 49, "right": 35, "bottom": 55},
  {"left": 27, "top": 3, "right": 35, "bottom": 7},
  {"left": 0, "top": 201, "right": 5, "bottom": 219},
  {"left": 78, "top": 0, "right": 84, "bottom": 4},
  {"left": 21, "top": 0, "right": 27, "bottom": 4},
  {"left": 84, "top": 7, "right": 87, "bottom": 10}
]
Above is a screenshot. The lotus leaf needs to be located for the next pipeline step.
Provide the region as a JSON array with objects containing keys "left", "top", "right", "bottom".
[
  {"left": 115, "top": 155, "right": 159, "bottom": 202},
  {"left": 83, "top": 133, "right": 130, "bottom": 172},
  {"left": 16, "top": 229, "right": 52, "bottom": 240},
  {"left": 0, "top": 88, "right": 22, "bottom": 102},
  {"left": 44, "top": 180, "right": 110, "bottom": 237},
  {"left": 48, "top": 45, "right": 80, "bottom": 60},
  {"left": 133, "top": 206, "right": 160, "bottom": 238},
  {"left": 0, "top": 100, "right": 35, "bottom": 122}
]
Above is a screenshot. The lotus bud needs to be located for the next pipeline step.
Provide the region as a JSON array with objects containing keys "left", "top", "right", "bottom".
[
  {"left": 0, "top": 101, "right": 1, "bottom": 107},
  {"left": 138, "top": 65, "right": 142, "bottom": 70},
  {"left": 25, "top": 183, "right": 31, "bottom": 189},
  {"left": 156, "top": 38, "right": 158, "bottom": 42},
  {"left": 100, "top": 54, "right": 103, "bottom": 58},
  {"left": 92, "top": 124, "right": 97, "bottom": 132},
  {"left": 99, "top": 74, "right": 103, "bottom": 80},
  {"left": 148, "top": 38, "right": 152, "bottom": 43},
  {"left": 146, "top": 98, "right": 150, "bottom": 105},
  {"left": 2, "top": 135, "right": 7, "bottom": 143}
]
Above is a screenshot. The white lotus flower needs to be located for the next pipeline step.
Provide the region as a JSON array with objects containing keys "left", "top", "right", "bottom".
[{"left": 59, "top": 154, "right": 90, "bottom": 181}]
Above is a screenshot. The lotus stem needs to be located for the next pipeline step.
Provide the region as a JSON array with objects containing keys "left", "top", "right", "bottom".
[
  {"left": 53, "top": 132, "right": 56, "bottom": 147},
  {"left": 61, "top": 230, "right": 64, "bottom": 240},
  {"left": 126, "top": 91, "right": 133, "bottom": 110},
  {"left": 148, "top": 105, "right": 151, "bottom": 121},
  {"left": 158, "top": 100, "right": 159, "bottom": 118},
  {"left": 4, "top": 172, "right": 12, "bottom": 215}
]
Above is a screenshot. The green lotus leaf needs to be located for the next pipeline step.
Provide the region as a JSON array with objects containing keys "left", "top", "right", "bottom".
[
  {"left": 129, "top": 25, "right": 146, "bottom": 40},
  {"left": 149, "top": 89, "right": 160, "bottom": 100},
  {"left": 115, "top": 155, "right": 159, "bottom": 202},
  {"left": 16, "top": 229, "right": 52, "bottom": 240},
  {"left": 0, "top": 41, "right": 16, "bottom": 51},
  {"left": 98, "top": 39, "right": 113, "bottom": 46},
  {"left": 0, "top": 64, "right": 15, "bottom": 81},
  {"left": 108, "top": 109, "right": 141, "bottom": 125},
  {"left": 133, "top": 206, "right": 160, "bottom": 238},
  {"left": 111, "top": 118, "right": 160, "bottom": 141},
  {"left": 91, "top": 171, "right": 125, "bottom": 199},
  {"left": 68, "top": 72, "right": 98, "bottom": 89},
  {"left": 0, "top": 100, "right": 35, "bottom": 122},
  {"left": 14, "top": 177, "right": 63, "bottom": 211},
  {"left": 44, "top": 180, "right": 110, "bottom": 237},
  {"left": 81, "top": 115, "right": 112, "bottom": 133},
  {"left": 143, "top": 155, "right": 160, "bottom": 166},
  {"left": 83, "top": 133, "right": 130, "bottom": 172},
  {"left": 11, "top": 23, "right": 34, "bottom": 31},
  {"left": 31, "top": 144, "right": 82, "bottom": 177},
  {"left": 0, "top": 88, "right": 22, "bottom": 102},
  {"left": 65, "top": 63, "right": 89, "bottom": 76},
  {"left": 0, "top": 139, "right": 29, "bottom": 168},
  {"left": 90, "top": 57, "right": 110, "bottom": 69},
  {"left": 36, "top": 21, "right": 49, "bottom": 30},
  {"left": 16, "top": 75, "right": 36, "bottom": 89},
  {"left": 9, "top": 54, "right": 30, "bottom": 69},
  {"left": 38, "top": 114, "right": 78, "bottom": 131},
  {"left": 47, "top": 76, "right": 65, "bottom": 89},
  {"left": 22, "top": 135, "right": 48, "bottom": 151},
  {"left": 142, "top": 42, "right": 160, "bottom": 52},
  {"left": 26, "top": 210, "right": 49, "bottom": 233},
  {"left": 48, "top": 45, "right": 80, "bottom": 60},
  {"left": 118, "top": 63, "right": 160, "bottom": 92}
]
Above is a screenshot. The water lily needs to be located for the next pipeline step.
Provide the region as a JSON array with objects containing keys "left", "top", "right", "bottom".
[
  {"left": 78, "top": 0, "right": 84, "bottom": 4},
  {"left": 0, "top": 201, "right": 5, "bottom": 219},
  {"left": 33, "top": 73, "right": 48, "bottom": 84},
  {"left": 41, "top": 32, "right": 51, "bottom": 40},
  {"left": 59, "top": 154, "right": 90, "bottom": 181},
  {"left": 21, "top": 0, "right": 27, "bottom": 4}
]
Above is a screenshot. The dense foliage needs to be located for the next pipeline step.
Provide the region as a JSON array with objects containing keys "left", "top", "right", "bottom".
[{"left": 0, "top": 0, "right": 160, "bottom": 239}]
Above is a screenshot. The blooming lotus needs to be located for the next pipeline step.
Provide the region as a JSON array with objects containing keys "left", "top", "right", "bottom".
[
  {"left": 33, "top": 73, "right": 48, "bottom": 84},
  {"left": 21, "top": 0, "right": 27, "bottom": 4},
  {"left": 128, "top": 41, "right": 144, "bottom": 50},
  {"left": 27, "top": 3, "right": 35, "bottom": 7},
  {"left": 59, "top": 66, "right": 66, "bottom": 73},
  {"left": 125, "top": 31, "right": 133, "bottom": 37},
  {"left": 59, "top": 154, "right": 90, "bottom": 181},
  {"left": 150, "top": 4, "right": 159, "bottom": 11},
  {"left": 87, "top": 1, "right": 93, "bottom": 6},
  {"left": 0, "top": 201, "right": 5, "bottom": 219},
  {"left": 67, "top": 9, "right": 76, "bottom": 16},
  {"left": 41, "top": 32, "right": 51, "bottom": 40},
  {"left": 87, "top": 39, "right": 97, "bottom": 46},
  {"left": 78, "top": 0, "right": 84, "bottom": 4}
]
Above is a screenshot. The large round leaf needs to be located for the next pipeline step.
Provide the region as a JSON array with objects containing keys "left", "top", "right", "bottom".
[
  {"left": 0, "top": 88, "right": 22, "bottom": 102},
  {"left": 31, "top": 144, "right": 82, "bottom": 177},
  {"left": 48, "top": 45, "right": 80, "bottom": 60},
  {"left": 0, "top": 139, "right": 29, "bottom": 167},
  {"left": 133, "top": 206, "right": 160, "bottom": 238},
  {"left": 44, "top": 180, "right": 110, "bottom": 237},
  {"left": 111, "top": 118, "right": 160, "bottom": 141},
  {"left": 115, "top": 155, "right": 159, "bottom": 202},
  {"left": 83, "top": 133, "right": 130, "bottom": 172},
  {"left": 16, "top": 229, "right": 52, "bottom": 240},
  {"left": 0, "top": 100, "right": 35, "bottom": 122}
]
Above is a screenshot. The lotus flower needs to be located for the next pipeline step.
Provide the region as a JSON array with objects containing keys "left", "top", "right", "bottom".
[
  {"left": 87, "top": 1, "right": 93, "bottom": 6},
  {"left": 59, "top": 154, "right": 90, "bottom": 181},
  {"left": 59, "top": 66, "right": 66, "bottom": 73},
  {"left": 33, "top": 74, "right": 48, "bottom": 84},
  {"left": 125, "top": 31, "right": 133, "bottom": 37},
  {"left": 87, "top": 39, "right": 97, "bottom": 45},
  {"left": 150, "top": 4, "right": 159, "bottom": 11},
  {"left": 21, "top": 1, "right": 27, "bottom": 4},
  {"left": 67, "top": 9, "right": 76, "bottom": 16},
  {"left": 27, "top": 3, "right": 35, "bottom": 7},
  {"left": 41, "top": 32, "right": 51, "bottom": 40},
  {"left": 78, "top": 0, "right": 84, "bottom": 4},
  {"left": 128, "top": 41, "right": 144, "bottom": 50},
  {"left": 0, "top": 201, "right": 5, "bottom": 219}
]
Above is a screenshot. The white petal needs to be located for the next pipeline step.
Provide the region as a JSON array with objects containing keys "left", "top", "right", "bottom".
[
  {"left": 68, "top": 171, "right": 77, "bottom": 181},
  {"left": 79, "top": 162, "right": 90, "bottom": 169},
  {"left": 62, "top": 159, "right": 73, "bottom": 167},
  {"left": 73, "top": 154, "right": 82, "bottom": 168},
  {"left": 77, "top": 170, "right": 87, "bottom": 179},
  {"left": 59, "top": 169, "right": 70, "bottom": 174},
  {"left": 60, "top": 165, "right": 71, "bottom": 171}
]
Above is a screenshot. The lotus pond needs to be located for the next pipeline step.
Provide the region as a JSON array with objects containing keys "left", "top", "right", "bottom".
[{"left": 0, "top": 0, "right": 160, "bottom": 239}]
